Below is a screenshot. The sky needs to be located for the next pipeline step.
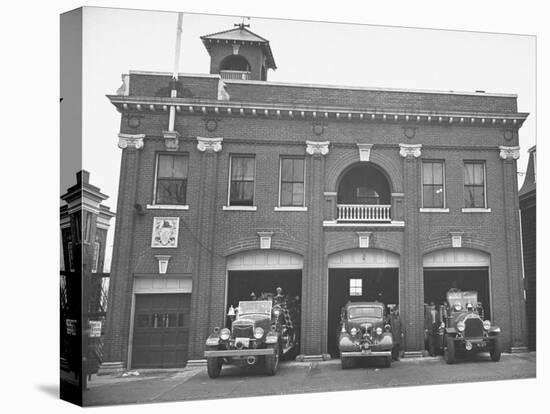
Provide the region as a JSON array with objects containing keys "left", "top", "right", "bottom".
[
  {"left": 77, "top": 7, "right": 536, "bottom": 270},
  {"left": 3, "top": 0, "right": 546, "bottom": 413}
]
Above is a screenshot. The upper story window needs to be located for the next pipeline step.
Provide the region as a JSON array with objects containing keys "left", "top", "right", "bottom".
[
  {"left": 155, "top": 154, "right": 188, "bottom": 205},
  {"left": 91, "top": 241, "right": 100, "bottom": 274},
  {"left": 349, "top": 278, "right": 362, "bottom": 296},
  {"left": 422, "top": 161, "right": 445, "bottom": 208},
  {"left": 280, "top": 157, "right": 305, "bottom": 207},
  {"left": 67, "top": 241, "right": 75, "bottom": 272},
  {"left": 83, "top": 212, "right": 93, "bottom": 243},
  {"left": 73, "top": 213, "right": 81, "bottom": 243},
  {"left": 464, "top": 161, "right": 486, "bottom": 208},
  {"left": 229, "top": 155, "right": 255, "bottom": 206}
]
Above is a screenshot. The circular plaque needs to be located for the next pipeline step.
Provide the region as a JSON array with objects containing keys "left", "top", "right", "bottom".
[
  {"left": 127, "top": 116, "right": 140, "bottom": 128},
  {"left": 313, "top": 124, "right": 324, "bottom": 136},
  {"left": 205, "top": 119, "right": 218, "bottom": 132}
]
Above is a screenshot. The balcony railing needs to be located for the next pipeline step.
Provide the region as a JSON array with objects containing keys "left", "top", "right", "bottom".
[
  {"left": 220, "top": 70, "right": 251, "bottom": 80},
  {"left": 337, "top": 204, "right": 392, "bottom": 222}
]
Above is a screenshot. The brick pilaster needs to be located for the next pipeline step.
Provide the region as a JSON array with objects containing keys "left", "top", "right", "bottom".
[
  {"left": 302, "top": 141, "right": 329, "bottom": 355},
  {"left": 101, "top": 134, "right": 144, "bottom": 370},
  {"left": 499, "top": 146, "right": 528, "bottom": 349},
  {"left": 399, "top": 144, "right": 424, "bottom": 353},
  {"left": 188, "top": 137, "right": 223, "bottom": 359}
]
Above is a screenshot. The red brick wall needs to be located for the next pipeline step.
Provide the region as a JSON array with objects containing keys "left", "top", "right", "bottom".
[
  {"left": 105, "top": 85, "right": 526, "bottom": 364},
  {"left": 520, "top": 197, "right": 536, "bottom": 350}
]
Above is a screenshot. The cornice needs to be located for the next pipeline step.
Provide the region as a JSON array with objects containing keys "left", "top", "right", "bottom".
[{"left": 107, "top": 95, "right": 529, "bottom": 127}]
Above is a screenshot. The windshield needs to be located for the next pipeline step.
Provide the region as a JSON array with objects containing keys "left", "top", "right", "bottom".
[
  {"left": 447, "top": 291, "right": 478, "bottom": 309},
  {"left": 348, "top": 306, "right": 383, "bottom": 319},
  {"left": 238, "top": 300, "right": 272, "bottom": 316}
]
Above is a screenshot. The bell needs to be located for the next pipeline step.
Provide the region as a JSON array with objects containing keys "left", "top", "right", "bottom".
[{"left": 227, "top": 305, "right": 235, "bottom": 317}]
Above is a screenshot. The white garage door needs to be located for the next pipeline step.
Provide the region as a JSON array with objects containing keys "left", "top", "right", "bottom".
[
  {"left": 328, "top": 248, "right": 399, "bottom": 268},
  {"left": 226, "top": 250, "right": 303, "bottom": 270},
  {"left": 423, "top": 248, "right": 490, "bottom": 268}
]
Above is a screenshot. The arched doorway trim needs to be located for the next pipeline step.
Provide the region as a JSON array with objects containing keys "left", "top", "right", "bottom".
[
  {"left": 226, "top": 249, "right": 303, "bottom": 270},
  {"left": 328, "top": 248, "right": 400, "bottom": 268},
  {"left": 423, "top": 248, "right": 490, "bottom": 268}
]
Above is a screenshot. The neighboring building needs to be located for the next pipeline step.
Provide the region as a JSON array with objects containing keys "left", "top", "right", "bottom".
[
  {"left": 101, "top": 25, "right": 530, "bottom": 370},
  {"left": 519, "top": 146, "right": 536, "bottom": 350},
  {"left": 60, "top": 170, "right": 115, "bottom": 383}
]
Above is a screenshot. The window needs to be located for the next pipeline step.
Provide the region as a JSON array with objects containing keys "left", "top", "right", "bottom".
[
  {"left": 83, "top": 212, "right": 93, "bottom": 242},
  {"left": 422, "top": 161, "right": 445, "bottom": 208},
  {"left": 229, "top": 156, "right": 255, "bottom": 206},
  {"left": 280, "top": 157, "right": 305, "bottom": 206},
  {"left": 67, "top": 241, "right": 75, "bottom": 272},
  {"left": 91, "top": 241, "right": 100, "bottom": 273},
  {"left": 464, "top": 161, "right": 486, "bottom": 208},
  {"left": 349, "top": 306, "right": 383, "bottom": 319},
  {"left": 73, "top": 214, "right": 81, "bottom": 243},
  {"left": 349, "top": 278, "right": 362, "bottom": 296},
  {"left": 155, "top": 154, "right": 188, "bottom": 205}
]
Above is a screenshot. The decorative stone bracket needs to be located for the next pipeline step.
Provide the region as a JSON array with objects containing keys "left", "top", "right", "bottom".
[
  {"left": 155, "top": 255, "right": 171, "bottom": 274},
  {"left": 162, "top": 130, "right": 180, "bottom": 151},
  {"left": 399, "top": 143, "right": 422, "bottom": 158},
  {"left": 197, "top": 136, "right": 223, "bottom": 153},
  {"left": 118, "top": 133, "right": 145, "bottom": 150},
  {"left": 306, "top": 140, "right": 330, "bottom": 156},
  {"left": 499, "top": 145, "right": 520, "bottom": 161},
  {"left": 357, "top": 231, "right": 372, "bottom": 248},
  {"left": 449, "top": 231, "right": 464, "bottom": 248},
  {"left": 257, "top": 232, "right": 274, "bottom": 249},
  {"left": 357, "top": 143, "right": 373, "bottom": 162}
]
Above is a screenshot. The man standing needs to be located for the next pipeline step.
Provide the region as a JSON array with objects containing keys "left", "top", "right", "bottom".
[
  {"left": 274, "top": 287, "right": 286, "bottom": 305},
  {"left": 424, "top": 302, "right": 439, "bottom": 356}
]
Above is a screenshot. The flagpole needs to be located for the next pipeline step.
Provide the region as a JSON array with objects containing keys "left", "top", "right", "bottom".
[{"left": 169, "top": 12, "right": 183, "bottom": 131}]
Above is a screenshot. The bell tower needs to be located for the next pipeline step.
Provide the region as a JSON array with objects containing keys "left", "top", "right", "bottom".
[{"left": 201, "top": 23, "right": 277, "bottom": 81}]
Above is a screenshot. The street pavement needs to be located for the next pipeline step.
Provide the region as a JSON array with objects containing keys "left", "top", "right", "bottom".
[{"left": 83, "top": 352, "right": 536, "bottom": 406}]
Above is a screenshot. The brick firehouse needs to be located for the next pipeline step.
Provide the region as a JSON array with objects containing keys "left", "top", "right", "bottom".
[{"left": 100, "top": 24, "right": 529, "bottom": 370}]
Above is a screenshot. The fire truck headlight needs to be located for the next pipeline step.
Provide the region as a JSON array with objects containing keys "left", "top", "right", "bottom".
[
  {"left": 220, "top": 328, "right": 231, "bottom": 340},
  {"left": 254, "top": 327, "right": 264, "bottom": 339}
]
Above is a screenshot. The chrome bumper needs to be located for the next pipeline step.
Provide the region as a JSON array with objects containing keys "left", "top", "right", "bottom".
[
  {"left": 204, "top": 348, "right": 275, "bottom": 358},
  {"left": 341, "top": 350, "right": 392, "bottom": 357}
]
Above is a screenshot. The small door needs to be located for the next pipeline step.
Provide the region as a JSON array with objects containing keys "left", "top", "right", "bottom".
[{"left": 132, "top": 293, "right": 190, "bottom": 368}]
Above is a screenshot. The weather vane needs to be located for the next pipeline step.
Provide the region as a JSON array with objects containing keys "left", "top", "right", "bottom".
[{"left": 234, "top": 16, "right": 250, "bottom": 29}]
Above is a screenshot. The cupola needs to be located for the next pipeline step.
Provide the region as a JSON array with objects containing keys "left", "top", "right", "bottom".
[{"left": 201, "top": 23, "right": 276, "bottom": 81}]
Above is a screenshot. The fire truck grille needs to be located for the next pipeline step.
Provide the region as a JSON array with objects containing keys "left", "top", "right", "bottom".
[
  {"left": 233, "top": 325, "right": 253, "bottom": 338},
  {"left": 464, "top": 318, "right": 484, "bottom": 338}
]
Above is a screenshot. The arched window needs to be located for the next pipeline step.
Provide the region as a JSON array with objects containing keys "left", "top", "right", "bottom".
[
  {"left": 337, "top": 163, "right": 391, "bottom": 205},
  {"left": 220, "top": 55, "right": 251, "bottom": 72}
]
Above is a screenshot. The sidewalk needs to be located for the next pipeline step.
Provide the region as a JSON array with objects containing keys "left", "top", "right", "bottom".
[{"left": 86, "top": 351, "right": 534, "bottom": 388}]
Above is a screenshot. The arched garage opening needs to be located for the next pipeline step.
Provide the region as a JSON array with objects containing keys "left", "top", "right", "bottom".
[
  {"left": 226, "top": 250, "right": 303, "bottom": 355},
  {"left": 423, "top": 248, "right": 491, "bottom": 319},
  {"left": 327, "top": 248, "right": 399, "bottom": 356}
]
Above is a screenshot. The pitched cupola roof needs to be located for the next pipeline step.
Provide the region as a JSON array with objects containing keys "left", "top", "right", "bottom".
[{"left": 201, "top": 25, "right": 277, "bottom": 69}]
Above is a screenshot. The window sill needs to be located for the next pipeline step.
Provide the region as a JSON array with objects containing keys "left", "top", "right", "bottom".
[
  {"left": 462, "top": 208, "right": 491, "bottom": 213},
  {"left": 419, "top": 208, "right": 449, "bottom": 213},
  {"left": 274, "top": 206, "right": 308, "bottom": 211},
  {"left": 223, "top": 205, "right": 257, "bottom": 211},
  {"left": 146, "top": 204, "right": 189, "bottom": 210}
]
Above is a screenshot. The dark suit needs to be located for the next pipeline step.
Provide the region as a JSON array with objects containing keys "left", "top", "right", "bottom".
[{"left": 424, "top": 306, "right": 439, "bottom": 356}]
